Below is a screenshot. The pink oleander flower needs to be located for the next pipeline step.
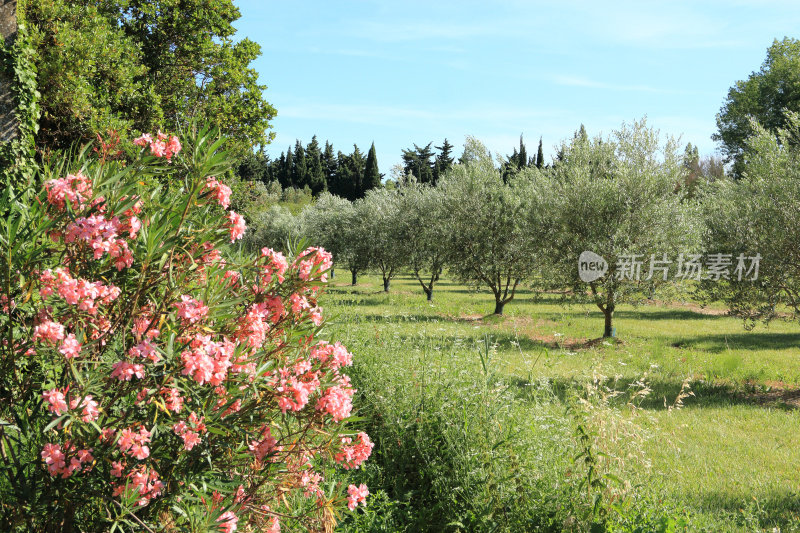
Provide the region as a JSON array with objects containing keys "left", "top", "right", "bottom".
[
  {"left": 204, "top": 176, "right": 232, "bottom": 209},
  {"left": 174, "top": 295, "right": 209, "bottom": 325},
  {"left": 117, "top": 426, "right": 151, "bottom": 460},
  {"left": 41, "top": 443, "right": 66, "bottom": 476},
  {"left": 335, "top": 432, "right": 374, "bottom": 470},
  {"left": 234, "top": 306, "right": 269, "bottom": 349},
  {"left": 226, "top": 211, "right": 246, "bottom": 242},
  {"left": 111, "top": 460, "right": 126, "bottom": 477},
  {"left": 161, "top": 387, "right": 184, "bottom": 413},
  {"left": 33, "top": 320, "right": 65, "bottom": 345},
  {"left": 248, "top": 426, "right": 278, "bottom": 461},
  {"left": 347, "top": 483, "right": 369, "bottom": 510},
  {"left": 316, "top": 384, "right": 355, "bottom": 422},
  {"left": 289, "top": 293, "right": 310, "bottom": 315},
  {"left": 133, "top": 133, "right": 152, "bottom": 147},
  {"left": 43, "top": 389, "right": 68, "bottom": 415},
  {"left": 217, "top": 511, "right": 238, "bottom": 533},
  {"left": 128, "top": 339, "right": 160, "bottom": 362},
  {"left": 259, "top": 248, "right": 289, "bottom": 285},
  {"left": 311, "top": 341, "right": 353, "bottom": 370},
  {"left": 44, "top": 171, "right": 93, "bottom": 211},
  {"left": 182, "top": 430, "right": 201, "bottom": 451},
  {"left": 111, "top": 361, "right": 145, "bottom": 381},
  {"left": 69, "top": 394, "right": 100, "bottom": 422},
  {"left": 59, "top": 334, "right": 82, "bottom": 359},
  {"left": 309, "top": 306, "right": 323, "bottom": 326}
]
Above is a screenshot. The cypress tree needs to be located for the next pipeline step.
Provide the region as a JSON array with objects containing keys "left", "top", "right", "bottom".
[
  {"left": 518, "top": 135, "right": 527, "bottom": 170},
  {"left": 363, "top": 142, "right": 381, "bottom": 195},
  {"left": 536, "top": 137, "right": 544, "bottom": 169},
  {"left": 281, "top": 149, "right": 293, "bottom": 188},
  {"left": 306, "top": 136, "right": 325, "bottom": 195},
  {"left": 293, "top": 140, "right": 308, "bottom": 189},
  {"left": 322, "top": 141, "right": 337, "bottom": 191}
]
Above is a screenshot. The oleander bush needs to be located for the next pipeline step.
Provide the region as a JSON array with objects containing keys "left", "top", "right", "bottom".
[{"left": 0, "top": 125, "right": 372, "bottom": 532}]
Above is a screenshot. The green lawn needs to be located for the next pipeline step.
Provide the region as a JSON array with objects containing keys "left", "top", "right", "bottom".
[{"left": 324, "top": 273, "right": 800, "bottom": 531}]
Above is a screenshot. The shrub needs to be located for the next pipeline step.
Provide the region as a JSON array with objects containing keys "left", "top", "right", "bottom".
[{"left": 0, "top": 126, "right": 371, "bottom": 531}]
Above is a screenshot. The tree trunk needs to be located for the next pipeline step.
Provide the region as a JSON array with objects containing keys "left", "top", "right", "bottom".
[
  {"left": 603, "top": 305, "right": 615, "bottom": 337},
  {"left": 383, "top": 278, "right": 390, "bottom": 292},
  {"left": 330, "top": 268, "right": 335, "bottom": 280},
  {"left": 351, "top": 270, "right": 357, "bottom": 286},
  {"left": 0, "top": 0, "right": 19, "bottom": 144},
  {"left": 493, "top": 300, "right": 505, "bottom": 315},
  {"left": 426, "top": 288, "right": 433, "bottom": 301}
]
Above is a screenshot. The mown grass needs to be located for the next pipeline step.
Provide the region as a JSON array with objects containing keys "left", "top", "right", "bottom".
[{"left": 325, "top": 274, "right": 800, "bottom": 532}]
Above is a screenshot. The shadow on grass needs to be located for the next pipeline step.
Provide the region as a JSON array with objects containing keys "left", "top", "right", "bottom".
[
  {"left": 507, "top": 375, "right": 800, "bottom": 411},
  {"left": 613, "top": 309, "right": 726, "bottom": 321},
  {"left": 693, "top": 489, "right": 800, "bottom": 528},
  {"left": 671, "top": 332, "right": 800, "bottom": 352}
]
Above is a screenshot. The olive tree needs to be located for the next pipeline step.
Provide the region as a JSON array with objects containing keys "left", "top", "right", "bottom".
[
  {"left": 440, "top": 137, "right": 542, "bottom": 315},
  {"left": 396, "top": 184, "right": 448, "bottom": 301},
  {"left": 702, "top": 113, "right": 800, "bottom": 325},
  {"left": 544, "top": 119, "right": 698, "bottom": 337},
  {"left": 244, "top": 204, "right": 305, "bottom": 253},
  {"left": 358, "top": 189, "right": 406, "bottom": 292},
  {"left": 303, "top": 192, "right": 353, "bottom": 280}
]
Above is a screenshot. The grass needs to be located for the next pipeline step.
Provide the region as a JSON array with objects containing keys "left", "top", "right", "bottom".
[{"left": 324, "top": 273, "right": 800, "bottom": 532}]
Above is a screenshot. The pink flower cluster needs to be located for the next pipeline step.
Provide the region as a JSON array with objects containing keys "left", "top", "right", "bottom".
[
  {"left": 310, "top": 341, "right": 353, "bottom": 371},
  {"left": 111, "top": 360, "right": 146, "bottom": 381},
  {"left": 174, "top": 295, "right": 209, "bottom": 325},
  {"left": 226, "top": 211, "right": 246, "bottom": 242},
  {"left": 180, "top": 335, "right": 234, "bottom": 386},
  {"left": 259, "top": 248, "right": 289, "bottom": 285},
  {"left": 248, "top": 426, "right": 279, "bottom": 462},
  {"left": 347, "top": 483, "right": 369, "bottom": 510},
  {"left": 64, "top": 215, "right": 134, "bottom": 270},
  {"left": 234, "top": 304, "right": 271, "bottom": 349},
  {"left": 316, "top": 379, "right": 355, "bottom": 422},
  {"left": 117, "top": 426, "right": 151, "bottom": 460},
  {"left": 203, "top": 176, "right": 232, "bottom": 209},
  {"left": 41, "top": 443, "right": 94, "bottom": 478},
  {"left": 173, "top": 412, "right": 207, "bottom": 451},
  {"left": 133, "top": 131, "right": 182, "bottom": 161},
  {"left": 129, "top": 339, "right": 160, "bottom": 363},
  {"left": 217, "top": 511, "right": 238, "bottom": 533},
  {"left": 33, "top": 320, "right": 65, "bottom": 346},
  {"left": 40, "top": 267, "right": 120, "bottom": 315},
  {"left": 294, "top": 247, "right": 334, "bottom": 282},
  {"left": 160, "top": 386, "right": 184, "bottom": 413},
  {"left": 45, "top": 171, "right": 93, "bottom": 211},
  {"left": 112, "top": 465, "right": 164, "bottom": 507},
  {"left": 43, "top": 388, "right": 69, "bottom": 415},
  {"left": 274, "top": 363, "right": 321, "bottom": 414},
  {"left": 335, "top": 432, "right": 374, "bottom": 470},
  {"left": 70, "top": 394, "right": 100, "bottom": 422}
]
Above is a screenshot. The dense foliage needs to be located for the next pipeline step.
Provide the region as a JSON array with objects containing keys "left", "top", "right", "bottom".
[
  {"left": 27, "top": 0, "right": 276, "bottom": 157},
  {"left": 714, "top": 37, "right": 800, "bottom": 178},
  {"left": 0, "top": 127, "right": 372, "bottom": 531}
]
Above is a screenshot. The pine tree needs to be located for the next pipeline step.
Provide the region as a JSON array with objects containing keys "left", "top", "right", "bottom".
[
  {"left": 434, "top": 138, "right": 455, "bottom": 184},
  {"left": 363, "top": 142, "right": 382, "bottom": 195},
  {"left": 401, "top": 143, "right": 435, "bottom": 184}
]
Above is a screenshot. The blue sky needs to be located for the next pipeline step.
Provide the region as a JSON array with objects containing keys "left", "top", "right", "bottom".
[{"left": 234, "top": 0, "right": 800, "bottom": 176}]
